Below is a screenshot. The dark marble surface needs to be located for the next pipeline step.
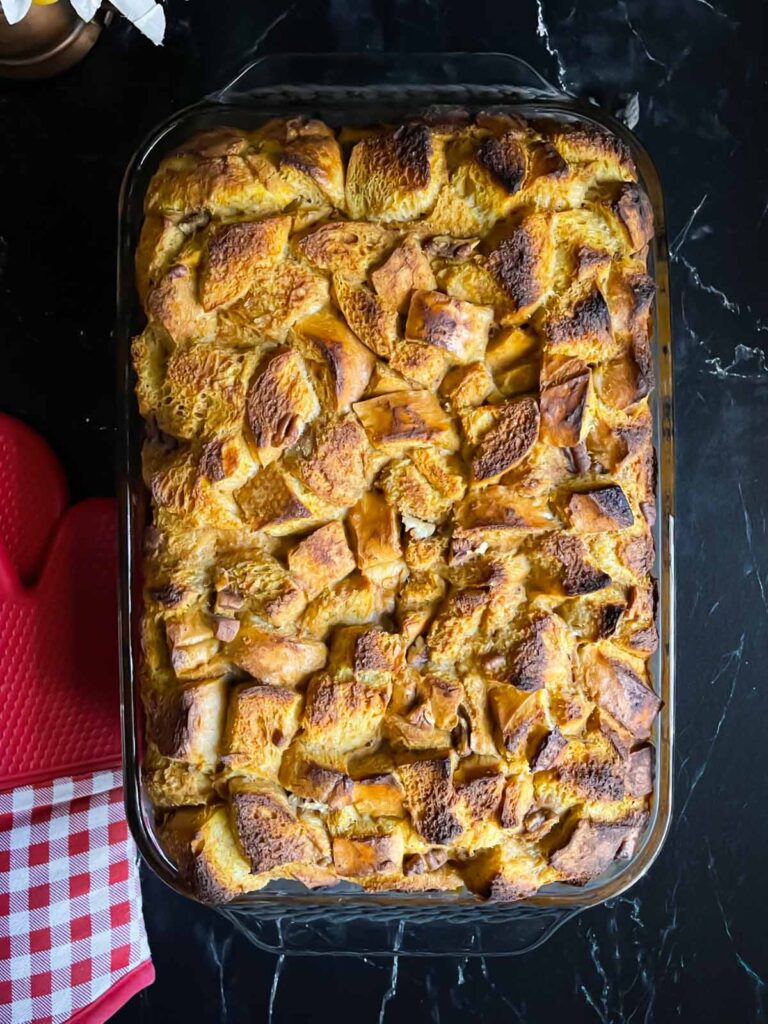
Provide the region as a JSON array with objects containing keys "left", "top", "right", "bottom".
[{"left": 2, "top": 0, "right": 767, "bottom": 1020}]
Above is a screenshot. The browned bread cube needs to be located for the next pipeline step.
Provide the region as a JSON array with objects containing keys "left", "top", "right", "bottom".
[
  {"left": 287, "top": 521, "right": 356, "bottom": 599},
  {"left": 221, "top": 683, "right": 303, "bottom": 780}
]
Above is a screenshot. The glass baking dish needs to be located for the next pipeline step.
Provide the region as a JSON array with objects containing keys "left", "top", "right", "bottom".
[{"left": 117, "top": 52, "right": 675, "bottom": 956}]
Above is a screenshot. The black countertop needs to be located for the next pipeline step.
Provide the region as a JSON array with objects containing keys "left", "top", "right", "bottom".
[{"left": 2, "top": 1, "right": 767, "bottom": 1020}]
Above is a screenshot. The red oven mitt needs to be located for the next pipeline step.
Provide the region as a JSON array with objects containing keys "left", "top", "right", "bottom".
[
  {"left": 0, "top": 413, "right": 120, "bottom": 787},
  {"left": 0, "top": 414, "right": 154, "bottom": 1024}
]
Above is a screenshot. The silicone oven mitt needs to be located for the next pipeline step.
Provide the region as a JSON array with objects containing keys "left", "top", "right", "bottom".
[{"left": 0, "top": 413, "right": 121, "bottom": 788}]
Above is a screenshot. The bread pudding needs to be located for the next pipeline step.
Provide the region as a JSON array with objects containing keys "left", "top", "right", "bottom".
[{"left": 132, "top": 111, "right": 660, "bottom": 903}]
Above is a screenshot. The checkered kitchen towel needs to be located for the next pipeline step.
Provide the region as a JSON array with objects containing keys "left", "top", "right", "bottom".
[{"left": 0, "top": 770, "right": 153, "bottom": 1024}]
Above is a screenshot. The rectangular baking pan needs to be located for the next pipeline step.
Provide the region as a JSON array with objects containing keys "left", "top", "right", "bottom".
[{"left": 117, "top": 53, "right": 675, "bottom": 956}]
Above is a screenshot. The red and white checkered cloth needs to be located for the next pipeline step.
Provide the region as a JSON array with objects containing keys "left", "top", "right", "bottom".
[{"left": 0, "top": 770, "right": 154, "bottom": 1024}]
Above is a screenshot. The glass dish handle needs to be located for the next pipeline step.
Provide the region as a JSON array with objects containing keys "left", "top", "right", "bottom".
[
  {"left": 216, "top": 903, "right": 583, "bottom": 957},
  {"left": 210, "top": 52, "right": 565, "bottom": 105},
  {"left": 210, "top": 52, "right": 641, "bottom": 131}
]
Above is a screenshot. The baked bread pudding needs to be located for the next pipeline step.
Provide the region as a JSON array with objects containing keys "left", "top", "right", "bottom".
[{"left": 133, "top": 111, "right": 660, "bottom": 903}]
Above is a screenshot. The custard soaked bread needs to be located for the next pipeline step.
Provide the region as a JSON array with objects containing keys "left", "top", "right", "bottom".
[{"left": 134, "top": 112, "right": 659, "bottom": 902}]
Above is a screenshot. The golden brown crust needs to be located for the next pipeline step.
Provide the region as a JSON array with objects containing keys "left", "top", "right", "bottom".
[
  {"left": 333, "top": 276, "right": 399, "bottom": 359},
  {"left": 550, "top": 818, "right": 633, "bottom": 884},
  {"left": 146, "top": 263, "right": 214, "bottom": 345},
  {"left": 298, "top": 221, "right": 398, "bottom": 279},
  {"left": 389, "top": 339, "right": 450, "bottom": 389},
  {"left": 470, "top": 397, "right": 540, "bottom": 482},
  {"left": 221, "top": 683, "right": 302, "bottom": 780},
  {"left": 135, "top": 213, "right": 195, "bottom": 303},
  {"left": 200, "top": 216, "right": 291, "bottom": 311},
  {"left": 287, "top": 521, "right": 356, "bottom": 599},
  {"left": 332, "top": 832, "right": 404, "bottom": 878},
  {"left": 133, "top": 334, "right": 254, "bottom": 442},
  {"left": 566, "top": 486, "right": 634, "bottom": 533},
  {"left": 234, "top": 464, "right": 329, "bottom": 535},
  {"left": 159, "top": 807, "right": 249, "bottom": 903},
  {"left": 245, "top": 347, "right": 319, "bottom": 465},
  {"left": 371, "top": 236, "right": 437, "bottom": 313},
  {"left": 541, "top": 283, "right": 613, "bottom": 356},
  {"left": 229, "top": 780, "right": 327, "bottom": 874},
  {"left": 378, "top": 458, "right": 454, "bottom": 526},
  {"left": 213, "top": 550, "right": 306, "bottom": 629},
  {"left": 348, "top": 490, "right": 402, "bottom": 571},
  {"left": 582, "top": 646, "right": 661, "bottom": 740},
  {"left": 219, "top": 258, "right": 329, "bottom": 344},
  {"left": 302, "top": 673, "right": 391, "bottom": 751},
  {"left": 228, "top": 626, "right": 327, "bottom": 687},
  {"left": 293, "top": 414, "right": 371, "bottom": 507},
  {"left": 609, "top": 184, "right": 654, "bottom": 253},
  {"left": 487, "top": 213, "right": 553, "bottom": 314},
  {"left": 292, "top": 310, "right": 375, "bottom": 412},
  {"left": 537, "top": 533, "right": 612, "bottom": 596},
  {"left": 553, "top": 124, "right": 635, "bottom": 179},
  {"left": 397, "top": 757, "right": 463, "bottom": 846},
  {"left": 261, "top": 116, "right": 345, "bottom": 208},
  {"left": 346, "top": 124, "right": 445, "bottom": 222},
  {"left": 476, "top": 132, "right": 527, "bottom": 194},
  {"left": 301, "top": 573, "right": 385, "bottom": 640},
  {"left": 354, "top": 390, "right": 460, "bottom": 453},
  {"left": 506, "top": 613, "right": 572, "bottom": 693},
  {"left": 144, "top": 131, "right": 270, "bottom": 220},
  {"left": 278, "top": 745, "right": 352, "bottom": 807},
  {"left": 405, "top": 290, "right": 493, "bottom": 364},
  {"left": 540, "top": 358, "right": 592, "bottom": 447},
  {"left": 440, "top": 362, "right": 495, "bottom": 410},
  {"left": 137, "top": 113, "right": 659, "bottom": 903},
  {"left": 145, "top": 676, "right": 227, "bottom": 767}
]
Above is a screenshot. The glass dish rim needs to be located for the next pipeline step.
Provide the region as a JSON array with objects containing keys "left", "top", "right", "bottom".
[{"left": 116, "top": 51, "right": 675, "bottom": 919}]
